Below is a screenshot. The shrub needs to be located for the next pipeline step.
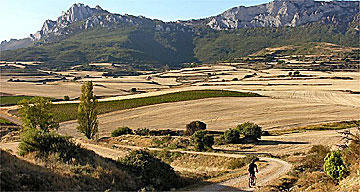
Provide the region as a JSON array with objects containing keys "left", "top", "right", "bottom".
[
  {"left": 223, "top": 129, "right": 240, "bottom": 144},
  {"left": 236, "top": 122, "right": 262, "bottom": 141},
  {"left": 185, "top": 121, "right": 206, "bottom": 136},
  {"left": 63, "top": 96, "right": 70, "bottom": 101},
  {"left": 111, "top": 127, "right": 133, "bottom": 137},
  {"left": 191, "top": 130, "right": 214, "bottom": 151},
  {"left": 152, "top": 150, "right": 183, "bottom": 163},
  {"left": 227, "top": 155, "right": 258, "bottom": 169},
  {"left": 323, "top": 151, "right": 348, "bottom": 181},
  {"left": 134, "top": 128, "right": 150, "bottom": 136},
  {"left": 119, "top": 150, "right": 179, "bottom": 190},
  {"left": 18, "top": 128, "right": 82, "bottom": 163},
  {"left": 303, "top": 145, "right": 330, "bottom": 171}
]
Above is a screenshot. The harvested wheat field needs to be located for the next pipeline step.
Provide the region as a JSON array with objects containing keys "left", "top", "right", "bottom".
[{"left": 59, "top": 95, "right": 360, "bottom": 138}]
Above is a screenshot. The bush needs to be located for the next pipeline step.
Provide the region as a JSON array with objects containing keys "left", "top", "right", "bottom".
[
  {"left": 227, "top": 155, "right": 257, "bottom": 169},
  {"left": 303, "top": 145, "right": 330, "bottom": 171},
  {"left": 236, "top": 122, "right": 262, "bottom": 141},
  {"left": 191, "top": 130, "right": 214, "bottom": 151},
  {"left": 223, "top": 129, "right": 240, "bottom": 144},
  {"left": 134, "top": 128, "right": 150, "bottom": 136},
  {"left": 18, "top": 97, "right": 59, "bottom": 132},
  {"left": 63, "top": 96, "right": 70, "bottom": 101},
  {"left": 111, "top": 127, "right": 133, "bottom": 137},
  {"left": 18, "top": 128, "right": 82, "bottom": 163},
  {"left": 185, "top": 121, "right": 206, "bottom": 136},
  {"left": 119, "top": 150, "right": 179, "bottom": 190},
  {"left": 323, "top": 151, "right": 348, "bottom": 181}
]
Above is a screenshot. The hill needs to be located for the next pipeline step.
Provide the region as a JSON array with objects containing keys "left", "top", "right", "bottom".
[{"left": 1, "top": 1, "right": 359, "bottom": 70}]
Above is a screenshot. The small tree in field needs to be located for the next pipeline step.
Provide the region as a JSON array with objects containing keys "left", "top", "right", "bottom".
[
  {"left": 224, "top": 128, "right": 241, "bottom": 144},
  {"left": 236, "top": 122, "right": 262, "bottom": 141},
  {"left": 77, "top": 81, "right": 98, "bottom": 139},
  {"left": 191, "top": 130, "right": 214, "bottom": 151},
  {"left": 18, "top": 97, "right": 59, "bottom": 132},
  {"left": 185, "top": 121, "right": 207, "bottom": 136}
]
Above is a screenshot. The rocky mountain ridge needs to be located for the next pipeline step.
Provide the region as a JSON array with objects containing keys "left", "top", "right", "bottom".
[
  {"left": 1, "top": 0, "right": 359, "bottom": 51},
  {"left": 22, "top": 0, "right": 360, "bottom": 42},
  {"left": 181, "top": 0, "right": 359, "bottom": 30}
]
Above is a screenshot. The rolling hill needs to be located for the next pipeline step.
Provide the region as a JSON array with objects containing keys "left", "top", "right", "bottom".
[{"left": 1, "top": 0, "right": 359, "bottom": 70}]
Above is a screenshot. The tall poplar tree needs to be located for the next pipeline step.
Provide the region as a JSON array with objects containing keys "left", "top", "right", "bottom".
[{"left": 77, "top": 81, "right": 98, "bottom": 139}]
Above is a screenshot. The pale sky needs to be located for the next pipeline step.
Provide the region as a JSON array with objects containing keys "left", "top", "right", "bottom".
[{"left": 0, "top": 0, "right": 355, "bottom": 41}]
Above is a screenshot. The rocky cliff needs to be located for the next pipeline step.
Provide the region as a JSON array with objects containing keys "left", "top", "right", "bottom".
[{"left": 182, "top": 0, "right": 359, "bottom": 30}]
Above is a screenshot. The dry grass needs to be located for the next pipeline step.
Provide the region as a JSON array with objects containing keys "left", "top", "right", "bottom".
[{"left": 0, "top": 149, "right": 137, "bottom": 191}]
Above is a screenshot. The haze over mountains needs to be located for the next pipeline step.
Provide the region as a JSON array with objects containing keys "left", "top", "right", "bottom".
[{"left": 1, "top": 0, "right": 359, "bottom": 69}]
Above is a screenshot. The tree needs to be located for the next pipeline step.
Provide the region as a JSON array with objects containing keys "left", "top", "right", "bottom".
[
  {"left": 18, "top": 97, "right": 59, "bottom": 132},
  {"left": 119, "top": 150, "right": 179, "bottom": 190},
  {"left": 323, "top": 151, "right": 348, "bottom": 181},
  {"left": 224, "top": 128, "right": 241, "bottom": 144},
  {"left": 63, "top": 95, "right": 70, "bottom": 101},
  {"left": 185, "top": 121, "right": 207, "bottom": 136},
  {"left": 236, "top": 122, "right": 262, "bottom": 141},
  {"left": 77, "top": 81, "right": 98, "bottom": 139},
  {"left": 191, "top": 130, "right": 214, "bottom": 151},
  {"left": 111, "top": 127, "right": 133, "bottom": 137}
]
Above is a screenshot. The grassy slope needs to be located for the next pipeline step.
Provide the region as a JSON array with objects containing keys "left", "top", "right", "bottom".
[
  {"left": 0, "top": 96, "right": 35, "bottom": 106},
  {"left": 0, "top": 149, "right": 137, "bottom": 191},
  {"left": 1, "top": 22, "right": 358, "bottom": 69},
  {"left": 194, "top": 23, "right": 359, "bottom": 63},
  {"left": 1, "top": 27, "right": 196, "bottom": 69},
  {"left": 51, "top": 90, "right": 261, "bottom": 122}
]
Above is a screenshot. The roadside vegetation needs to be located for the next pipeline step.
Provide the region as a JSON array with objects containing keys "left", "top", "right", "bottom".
[
  {"left": 2, "top": 90, "right": 191, "bottom": 191},
  {"left": 50, "top": 90, "right": 261, "bottom": 122},
  {"left": 0, "top": 118, "right": 16, "bottom": 126},
  {"left": 262, "top": 126, "right": 360, "bottom": 191}
]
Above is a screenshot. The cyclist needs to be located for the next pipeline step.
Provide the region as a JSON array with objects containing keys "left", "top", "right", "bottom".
[{"left": 248, "top": 159, "right": 258, "bottom": 187}]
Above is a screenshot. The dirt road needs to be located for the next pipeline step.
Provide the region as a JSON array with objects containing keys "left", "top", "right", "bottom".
[{"left": 195, "top": 157, "right": 291, "bottom": 191}]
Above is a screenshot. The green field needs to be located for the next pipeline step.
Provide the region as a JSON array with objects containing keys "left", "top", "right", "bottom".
[
  {"left": 0, "top": 117, "right": 16, "bottom": 126},
  {"left": 0, "top": 96, "right": 35, "bottom": 106},
  {"left": 51, "top": 90, "right": 262, "bottom": 122}
]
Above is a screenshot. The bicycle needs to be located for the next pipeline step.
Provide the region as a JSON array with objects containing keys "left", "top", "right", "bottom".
[{"left": 248, "top": 174, "right": 256, "bottom": 188}]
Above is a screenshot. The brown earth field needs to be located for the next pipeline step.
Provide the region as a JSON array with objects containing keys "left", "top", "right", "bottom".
[{"left": 59, "top": 95, "right": 360, "bottom": 138}]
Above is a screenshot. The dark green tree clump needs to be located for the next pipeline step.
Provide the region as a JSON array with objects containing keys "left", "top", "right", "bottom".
[
  {"left": 77, "top": 81, "right": 99, "bottom": 139},
  {"left": 119, "top": 150, "right": 180, "bottom": 191},
  {"left": 111, "top": 127, "right": 133, "bottom": 137},
  {"left": 224, "top": 128, "right": 241, "bottom": 144},
  {"left": 17, "top": 97, "right": 82, "bottom": 163},
  {"left": 18, "top": 97, "right": 59, "bottom": 132},
  {"left": 236, "top": 122, "right": 262, "bottom": 141},
  {"left": 191, "top": 130, "right": 214, "bottom": 151},
  {"left": 185, "top": 121, "right": 207, "bottom": 136},
  {"left": 18, "top": 129, "right": 82, "bottom": 162}
]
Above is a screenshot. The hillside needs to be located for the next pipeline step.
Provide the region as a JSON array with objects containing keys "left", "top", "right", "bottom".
[{"left": 1, "top": 1, "right": 359, "bottom": 70}]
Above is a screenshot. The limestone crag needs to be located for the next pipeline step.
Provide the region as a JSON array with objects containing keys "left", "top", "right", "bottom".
[{"left": 181, "top": 0, "right": 359, "bottom": 30}]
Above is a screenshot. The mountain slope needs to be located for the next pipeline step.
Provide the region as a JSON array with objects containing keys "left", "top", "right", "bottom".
[
  {"left": 1, "top": 1, "right": 359, "bottom": 69},
  {"left": 0, "top": 38, "right": 33, "bottom": 51}
]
